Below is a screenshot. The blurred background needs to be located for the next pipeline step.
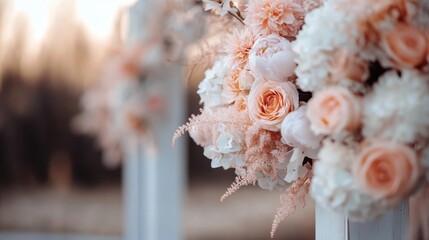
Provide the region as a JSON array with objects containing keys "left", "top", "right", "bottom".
[{"left": 0, "top": 0, "right": 314, "bottom": 239}]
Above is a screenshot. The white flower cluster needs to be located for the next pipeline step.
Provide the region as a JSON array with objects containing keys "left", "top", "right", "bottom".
[
  {"left": 197, "top": 56, "right": 229, "bottom": 108},
  {"left": 203, "top": 124, "right": 245, "bottom": 170},
  {"left": 296, "top": 0, "right": 429, "bottom": 223},
  {"left": 74, "top": 51, "right": 161, "bottom": 167},
  {"left": 293, "top": 1, "right": 362, "bottom": 92},
  {"left": 363, "top": 70, "right": 429, "bottom": 144}
]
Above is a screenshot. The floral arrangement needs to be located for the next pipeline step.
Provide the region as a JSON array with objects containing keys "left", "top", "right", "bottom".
[
  {"left": 74, "top": 0, "right": 205, "bottom": 167},
  {"left": 174, "top": 0, "right": 429, "bottom": 237},
  {"left": 295, "top": 0, "right": 429, "bottom": 223},
  {"left": 73, "top": 45, "right": 164, "bottom": 167}
]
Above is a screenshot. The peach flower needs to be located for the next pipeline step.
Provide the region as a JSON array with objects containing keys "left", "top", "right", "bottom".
[
  {"left": 245, "top": 0, "right": 305, "bottom": 37},
  {"left": 224, "top": 29, "right": 256, "bottom": 69},
  {"left": 382, "top": 23, "right": 428, "bottom": 68},
  {"left": 354, "top": 141, "right": 420, "bottom": 202},
  {"left": 238, "top": 69, "right": 255, "bottom": 91},
  {"left": 331, "top": 50, "right": 369, "bottom": 82},
  {"left": 307, "top": 87, "right": 362, "bottom": 135},
  {"left": 248, "top": 80, "right": 299, "bottom": 131},
  {"left": 222, "top": 68, "right": 247, "bottom": 104},
  {"left": 234, "top": 94, "right": 248, "bottom": 111}
]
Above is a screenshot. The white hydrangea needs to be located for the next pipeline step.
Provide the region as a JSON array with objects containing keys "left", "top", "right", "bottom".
[
  {"left": 197, "top": 56, "right": 229, "bottom": 108},
  {"left": 203, "top": 124, "right": 245, "bottom": 170},
  {"left": 363, "top": 70, "right": 429, "bottom": 144},
  {"left": 293, "top": 1, "right": 362, "bottom": 92},
  {"left": 311, "top": 140, "right": 387, "bottom": 220}
]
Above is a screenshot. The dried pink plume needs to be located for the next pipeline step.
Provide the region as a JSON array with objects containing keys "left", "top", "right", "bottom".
[
  {"left": 271, "top": 174, "right": 311, "bottom": 238},
  {"left": 220, "top": 167, "right": 257, "bottom": 202},
  {"left": 220, "top": 124, "right": 292, "bottom": 201},
  {"left": 245, "top": 124, "right": 291, "bottom": 179},
  {"left": 172, "top": 106, "right": 251, "bottom": 146}
]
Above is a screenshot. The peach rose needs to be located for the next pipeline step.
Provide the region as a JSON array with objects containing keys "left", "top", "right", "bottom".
[
  {"left": 331, "top": 50, "right": 369, "bottom": 82},
  {"left": 248, "top": 80, "right": 299, "bottom": 131},
  {"left": 307, "top": 87, "right": 362, "bottom": 135},
  {"left": 354, "top": 141, "right": 420, "bottom": 202},
  {"left": 383, "top": 23, "right": 428, "bottom": 67}
]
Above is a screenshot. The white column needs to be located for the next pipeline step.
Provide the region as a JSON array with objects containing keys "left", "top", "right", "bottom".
[
  {"left": 123, "top": 64, "right": 186, "bottom": 240},
  {"left": 316, "top": 202, "right": 409, "bottom": 240},
  {"left": 124, "top": 143, "right": 143, "bottom": 240},
  {"left": 124, "top": 0, "right": 186, "bottom": 238}
]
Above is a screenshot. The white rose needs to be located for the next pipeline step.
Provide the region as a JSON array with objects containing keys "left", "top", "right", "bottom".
[{"left": 281, "top": 105, "right": 323, "bottom": 153}]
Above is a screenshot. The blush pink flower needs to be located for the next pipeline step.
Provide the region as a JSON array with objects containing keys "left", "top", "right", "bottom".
[
  {"left": 382, "top": 23, "right": 428, "bottom": 68},
  {"left": 354, "top": 141, "right": 420, "bottom": 203},
  {"left": 248, "top": 80, "right": 299, "bottom": 131},
  {"left": 331, "top": 50, "right": 369, "bottom": 82},
  {"left": 234, "top": 94, "right": 248, "bottom": 111},
  {"left": 307, "top": 87, "right": 362, "bottom": 135},
  {"left": 245, "top": 0, "right": 305, "bottom": 37},
  {"left": 224, "top": 29, "right": 256, "bottom": 69},
  {"left": 249, "top": 34, "right": 296, "bottom": 82}
]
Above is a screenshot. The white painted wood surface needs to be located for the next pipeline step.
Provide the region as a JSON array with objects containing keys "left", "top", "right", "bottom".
[
  {"left": 315, "top": 204, "right": 348, "bottom": 240},
  {"left": 316, "top": 202, "right": 409, "bottom": 240}
]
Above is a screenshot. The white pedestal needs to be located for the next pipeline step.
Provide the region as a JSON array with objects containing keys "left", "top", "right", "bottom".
[{"left": 316, "top": 202, "right": 409, "bottom": 240}]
